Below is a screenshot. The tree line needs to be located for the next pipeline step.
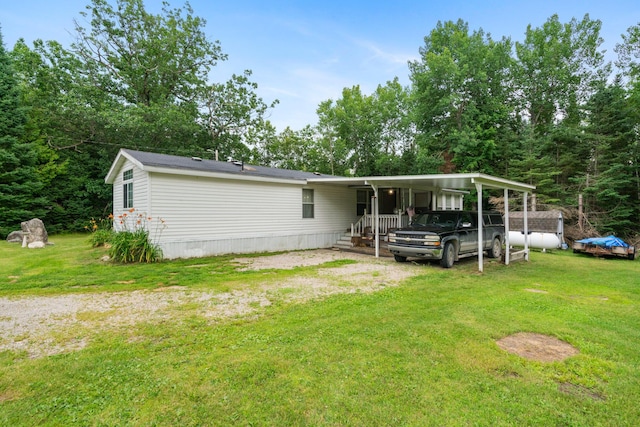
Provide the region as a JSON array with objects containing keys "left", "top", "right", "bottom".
[{"left": 1, "top": 0, "right": 639, "bottom": 240}]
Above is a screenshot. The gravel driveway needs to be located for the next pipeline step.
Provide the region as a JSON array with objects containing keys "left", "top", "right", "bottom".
[{"left": 1, "top": 249, "right": 420, "bottom": 358}]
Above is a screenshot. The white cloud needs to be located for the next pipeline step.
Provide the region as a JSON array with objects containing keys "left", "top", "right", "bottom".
[{"left": 355, "top": 38, "right": 420, "bottom": 67}]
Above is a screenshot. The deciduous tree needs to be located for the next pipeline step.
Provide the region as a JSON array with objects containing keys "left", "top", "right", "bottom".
[{"left": 409, "top": 19, "right": 514, "bottom": 174}]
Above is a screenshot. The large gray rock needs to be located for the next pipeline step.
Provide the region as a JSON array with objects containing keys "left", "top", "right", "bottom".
[
  {"left": 6, "top": 230, "right": 23, "bottom": 243},
  {"left": 20, "top": 218, "right": 49, "bottom": 248}
]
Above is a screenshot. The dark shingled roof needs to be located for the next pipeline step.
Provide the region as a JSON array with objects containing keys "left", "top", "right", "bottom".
[{"left": 123, "top": 149, "right": 337, "bottom": 181}]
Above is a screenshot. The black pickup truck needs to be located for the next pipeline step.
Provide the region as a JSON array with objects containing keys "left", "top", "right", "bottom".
[{"left": 387, "top": 210, "right": 505, "bottom": 268}]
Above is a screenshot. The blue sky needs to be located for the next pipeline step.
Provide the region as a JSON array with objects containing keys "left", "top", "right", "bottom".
[{"left": 1, "top": 0, "right": 639, "bottom": 131}]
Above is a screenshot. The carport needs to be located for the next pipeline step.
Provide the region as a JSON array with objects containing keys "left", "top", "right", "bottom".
[{"left": 309, "top": 173, "right": 536, "bottom": 272}]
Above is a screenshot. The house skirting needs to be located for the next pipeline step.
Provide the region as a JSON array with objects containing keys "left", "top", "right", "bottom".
[{"left": 157, "top": 231, "right": 345, "bottom": 259}]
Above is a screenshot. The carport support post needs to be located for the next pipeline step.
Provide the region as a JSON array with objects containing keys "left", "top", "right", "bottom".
[
  {"left": 375, "top": 186, "right": 380, "bottom": 257},
  {"left": 475, "top": 182, "right": 484, "bottom": 273},
  {"left": 524, "top": 192, "right": 530, "bottom": 261},
  {"left": 367, "top": 183, "right": 380, "bottom": 258},
  {"left": 504, "top": 188, "right": 510, "bottom": 266}
]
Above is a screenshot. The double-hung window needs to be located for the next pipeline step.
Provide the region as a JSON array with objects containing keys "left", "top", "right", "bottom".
[
  {"left": 302, "top": 189, "right": 314, "bottom": 219},
  {"left": 123, "top": 169, "right": 134, "bottom": 209}
]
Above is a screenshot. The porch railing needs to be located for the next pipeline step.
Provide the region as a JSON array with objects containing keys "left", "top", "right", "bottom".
[{"left": 351, "top": 213, "right": 409, "bottom": 237}]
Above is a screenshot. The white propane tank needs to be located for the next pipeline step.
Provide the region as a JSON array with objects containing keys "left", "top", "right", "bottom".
[{"left": 508, "top": 231, "right": 561, "bottom": 250}]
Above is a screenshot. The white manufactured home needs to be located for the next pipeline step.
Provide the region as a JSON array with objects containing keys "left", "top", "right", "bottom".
[{"left": 105, "top": 149, "right": 535, "bottom": 270}]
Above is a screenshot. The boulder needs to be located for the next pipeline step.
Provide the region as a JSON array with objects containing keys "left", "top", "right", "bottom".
[
  {"left": 6, "top": 230, "right": 23, "bottom": 243},
  {"left": 28, "top": 241, "right": 46, "bottom": 249},
  {"left": 20, "top": 218, "right": 49, "bottom": 247}
]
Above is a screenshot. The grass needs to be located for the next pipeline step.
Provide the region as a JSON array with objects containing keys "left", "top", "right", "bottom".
[
  {"left": 0, "top": 234, "right": 280, "bottom": 295},
  {"left": 1, "top": 234, "right": 640, "bottom": 425}
]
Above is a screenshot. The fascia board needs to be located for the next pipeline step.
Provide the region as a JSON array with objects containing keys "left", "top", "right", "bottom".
[
  {"left": 143, "top": 165, "right": 307, "bottom": 185},
  {"left": 105, "top": 149, "right": 145, "bottom": 183}
]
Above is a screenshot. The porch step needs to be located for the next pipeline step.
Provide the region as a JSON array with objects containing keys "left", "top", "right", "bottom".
[{"left": 333, "top": 233, "right": 355, "bottom": 249}]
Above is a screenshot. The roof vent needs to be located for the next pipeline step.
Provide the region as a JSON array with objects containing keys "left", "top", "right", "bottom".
[
  {"left": 191, "top": 156, "right": 202, "bottom": 161},
  {"left": 313, "top": 171, "right": 322, "bottom": 175}
]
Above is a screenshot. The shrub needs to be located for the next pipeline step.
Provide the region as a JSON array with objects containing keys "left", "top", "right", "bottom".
[
  {"left": 109, "top": 209, "right": 166, "bottom": 263},
  {"left": 86, "top": 216, "right": 116, "bottom": 247},
  {"left": 109, "top": 228, "right": 163, "bottom": 263}
]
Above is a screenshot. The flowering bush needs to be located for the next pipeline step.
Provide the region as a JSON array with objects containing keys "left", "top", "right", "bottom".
[
  {"left": 87, "top": 209, "right": 166, "bottom": 263},
  {"left": 110, "top": 209, "right": 167, "bottom": 263}
]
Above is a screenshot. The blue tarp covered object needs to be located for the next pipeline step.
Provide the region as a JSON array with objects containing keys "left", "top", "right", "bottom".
[{"left": 576, "top": 235, "right": 629, "bottom": 248}]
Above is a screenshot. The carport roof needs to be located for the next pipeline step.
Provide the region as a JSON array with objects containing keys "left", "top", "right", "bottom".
[{"left": 308, "top": 173, "right": 535, "bottom": 193}]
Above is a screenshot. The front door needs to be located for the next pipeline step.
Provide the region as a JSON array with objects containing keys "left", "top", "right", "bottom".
[{"left": 380, "top": 188, "right": 398, "bottom": 214}]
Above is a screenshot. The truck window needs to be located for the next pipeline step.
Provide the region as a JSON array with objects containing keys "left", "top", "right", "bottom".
[{"left": 459, "top": 212, "right": 475, "bottom": 227}]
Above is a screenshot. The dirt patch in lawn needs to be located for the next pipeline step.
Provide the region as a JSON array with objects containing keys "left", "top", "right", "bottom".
[
  {"left": 0, "top": 249, "right": 417, "bottom": 358},
  {"left": 496, "top": 332, "right": 579, "bottom": 362}
]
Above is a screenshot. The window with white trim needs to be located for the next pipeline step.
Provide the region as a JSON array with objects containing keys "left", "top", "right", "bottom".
[
  {"left": 123, "top": 169, "right": 134, "bottom": 208},
  {"left": 302, "top": 189, "right": 314, "bottom": 218}
]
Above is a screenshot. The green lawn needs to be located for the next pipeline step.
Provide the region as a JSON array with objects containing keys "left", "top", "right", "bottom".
[{"left": 1, "top": 234, "right": 640, "bottom": 425}]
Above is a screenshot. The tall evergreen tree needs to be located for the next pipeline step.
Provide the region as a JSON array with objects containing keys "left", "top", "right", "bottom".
[
  {"left": 583, "top": 82, "right": 639, "bottom": 236},
  {"left": 0, "top": 29, "right": 46, "bottom": 237}
]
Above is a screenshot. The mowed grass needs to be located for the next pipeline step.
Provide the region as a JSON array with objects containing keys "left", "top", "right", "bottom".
[
  {"left": 1, "top": 234, "right": 640, "bottom": 425},
  {"left": 0, "top": 234, "right": 305, "bottom": 295}
]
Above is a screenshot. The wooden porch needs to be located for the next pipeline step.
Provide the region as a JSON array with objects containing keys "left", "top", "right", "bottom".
[{"left": 350, "top": 213, "right": 409, "bottom": 237}]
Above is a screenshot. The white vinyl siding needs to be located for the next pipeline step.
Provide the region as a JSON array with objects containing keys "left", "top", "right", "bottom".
[
  {"left": 111, "top": 160, "right": 149, "bottom": 225},
  {"left": 143, "top": 173, "right": 356, "bottom": 258},
  {"left": 109, "top": 154, "right": 359, "bottom": 258},
  {"left": 148, "top": 174, "right": 350, "bottom": 238}
]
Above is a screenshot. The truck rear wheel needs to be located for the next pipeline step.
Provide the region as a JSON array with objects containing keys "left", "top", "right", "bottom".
[
  {"left": 440, "top": 242, "right": 455, "bottom": 268},
  {"left": 488, "top": 237, "right": 502, "bottom": 259},
  {"left": 394, "top": 254, "right": 407, "bottom": 263}
]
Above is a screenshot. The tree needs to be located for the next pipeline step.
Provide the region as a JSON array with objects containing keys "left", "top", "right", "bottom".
[
  {"left": 73, "top": 0, "right": 225, "bottom": 106},
  {"left": 373, "top": 79, "right": 416, "bottom": 175},
  {"left": 507, "top": 126, "right": 563, "bottom": 204},
  {"left": 316, "top": 79, "right": 413, "bottom": 176},
  {"left": 316, "top": 85, "right": 380, "bottom": 176},
  {"left": 581, "top": 81, "right": 639, "bottom": 236},
  {"left": 313, "top": 112, "right": 350, "bottom": 176},
  {"left": 615, "top": 22, "right": 640, "bottom": 82},
  {"left": 199, "top": 70, "right": 278, "bottom": 162},
  {"left": 409, "top": 19, "right": 515, "bottom": 174},
  {"left": 10, "top": 38, "right": 129, "bottom": 229},
  {"left": 7, "top": 0, "right": 276, "bottom": 231},
  {"left": 509, "top": 14, "right": 609, "bottom": 209},
  {"left": 514, "top": 14, "right": 608, "bottom": 134},
  {"left": 257, "top": 125, "right": 317, "bottom": 171},
  {"left": 0, "top": 30, "right": 46, "bottom": 237}
]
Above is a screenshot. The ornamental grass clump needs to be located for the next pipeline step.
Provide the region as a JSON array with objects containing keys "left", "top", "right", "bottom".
[{"left": 109, "top": 209, "right": 166, "bottom": 263}]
